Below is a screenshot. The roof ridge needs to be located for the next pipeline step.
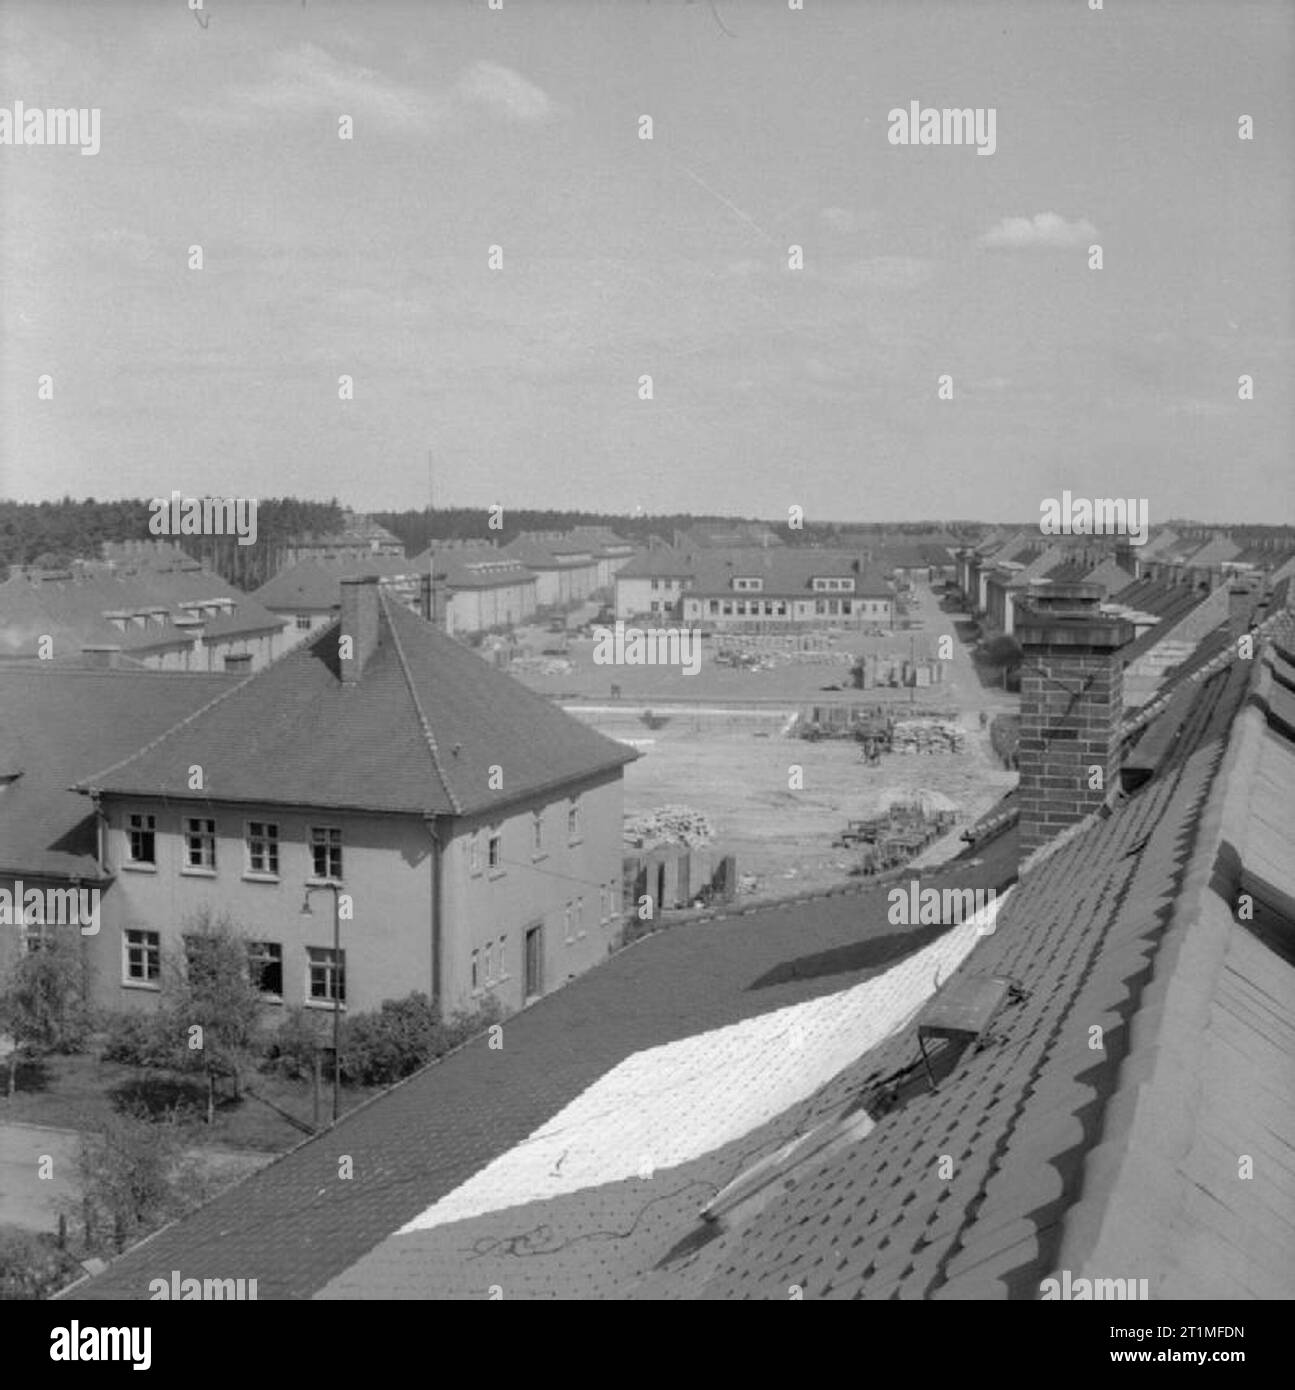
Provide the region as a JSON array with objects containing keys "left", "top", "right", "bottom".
[
  {"left": 71, "top": 651, "right": 268, "bottom": 792},
  {"left": 378, "top": 589, "right": 463, "bottom": 816},
  {"left": 1120, "top": 605, "right": 1294, "bottom": 740}
]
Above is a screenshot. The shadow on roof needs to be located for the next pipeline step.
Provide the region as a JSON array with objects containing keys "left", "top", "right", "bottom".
[{"left": 747, "top": 923, "right": 951, "bottom": 991}]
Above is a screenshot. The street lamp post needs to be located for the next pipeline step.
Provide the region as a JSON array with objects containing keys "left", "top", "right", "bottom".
[{"left": 300, "top": 882, "right": 343, "bottom": 1124}]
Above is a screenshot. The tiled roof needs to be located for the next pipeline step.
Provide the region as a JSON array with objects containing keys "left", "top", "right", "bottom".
[
  {"left": 1180, "top": 535, "right": 1241, "bottom": 569},
  {"left": 346, "top": 630, "right": 1288, "bottom": 1299},
  {"left": 58, "top": 839, "right": 1017, "bottom": 1301},
  {"left": 283, "top": 642, "right": 1278, "bottom": 1302},
  {"left": 1053, "top": 637, "right": 1295, "bottom": 1298},
  {"left": 502, "top": 537, "right": 595, "bottom": 568},
  {"left": 59, "top": 606, "right": 1295, "bottom": 1302},
  {"left": 0, "top": 667, "right": 237, "bottom": 877},
  {"left": 1115, "top": 587, "right": 1213, "bottom": 665},
  {"left": 991, "top": 543, "right": 1065, "bottom": 588},
  {"left": 615, "top": 547, "right": 699, "bottom": 580},
  {"left": 0, "top": 567, "right": 286, "bottom": 657},
  {"left": 72, "top": 590, "right": 634, "bottom": 818},
  {"left": 566, "top": 526, "right": 633, "bottom": 554},
  {"left": 252, "top": 558, "right": 420, "bottom": 611},
  {"left": 1136, "top": 528, "right": 1179, "bottom": 560},
  {"left": 409, "top": 550, "right": 537, "bottom": 591},
  {"left": 685, "top": 549, "right": 892, "bottom": 599}
]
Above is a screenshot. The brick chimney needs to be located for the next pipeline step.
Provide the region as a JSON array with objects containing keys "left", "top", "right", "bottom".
[
  {"left": 339, "top": 575, "right": 383, "bottom": 684},
  {"left": 1016, "top": 582, "right": 1135, "bottom": 855}
]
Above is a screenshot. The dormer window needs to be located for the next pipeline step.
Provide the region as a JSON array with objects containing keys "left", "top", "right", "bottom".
[{"left": 732, "top": 577, "right": 763, "bottom": 592}]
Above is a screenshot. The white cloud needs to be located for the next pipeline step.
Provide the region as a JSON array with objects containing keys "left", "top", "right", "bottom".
[
  {"left": 453, "top": 61, "right": 554, "bottom": 124},
  {"left": 980, "top": 212, "right": 1098, "bottom": 250},
  {"left": 249, "top": 43, "right": 434, "bottom": 132},
  {"left": 191, "top": 48, "right": 553, "bottom": 135}
]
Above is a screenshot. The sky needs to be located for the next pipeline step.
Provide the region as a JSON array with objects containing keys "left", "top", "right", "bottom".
[{"left": 1, "top": 0, "right": 1292, "bottom": 523}]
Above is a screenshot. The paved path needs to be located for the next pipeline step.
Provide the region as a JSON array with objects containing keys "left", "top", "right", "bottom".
[{"left": 0, "top": 1121, "right": 78, "bottom": 1232}]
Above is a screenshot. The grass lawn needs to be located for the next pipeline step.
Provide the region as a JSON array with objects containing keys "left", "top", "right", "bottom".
[{"left": 0, "top": 1051, "right": 382, "bottom": 1153}]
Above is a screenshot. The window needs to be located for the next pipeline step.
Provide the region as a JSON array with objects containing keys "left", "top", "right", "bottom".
[
  {"left": 567, "top": 798, "right": 581, "bottom": 842},
  {"left": 127, "top": 812, "right": 156, "bottom": 865},
  {"left": 471, "top": 948, "right": 480, "bottom": 991},
  {"left": 487, "top": 829, "right": 502, "bottom": 870},
  {"left": 246, "top": 821, "right": 279, "bottom": 876},
  {"left": 564, "top": 902, "right": 574, "bottom": 944},
  {"left": 576, "top": 896, "right": 586, "bottom": 939},
  {"left": 310, "top": 826, "right": 342, "bottom": 881},
  {"left": 708, "top": 600, "right": 719, "bottom": 615},
  {"left": 247, "top": 941, "right": 283, "bottom": 997},
  {"left": 498, "top": 934, "right": 508, "bottom": 980},
  {"left": 295, "top": 613, "right": 312, "bottom": 630},
  {"left": 776, "top": 602, "right": 787, "bottom": 617},
  {"left": 468, "top": 831, "right": 481, "bottom": 874},
  {"left": 600, "top": 884, "right": 609, "bottom": 926},
  {"left": 307, "top": 947, "right": 345, "bottom": 1004},
  {"left": 24, "top": 921, "right": 52, "bottom": 953},
  {"left": 843, "top": 599, "right": 853, "bottom": 616},
  {"left": 651, "top": 578, "right": 660, "bottom": 591},
  {"left": 184, "top": 817, "right": 216, "bottom": 871},
  {"left": 722, "top": 601, "right": 733, "bottom": 616},
  {"left": 124, "top": 928, "right": 160, "bottom": 985}
]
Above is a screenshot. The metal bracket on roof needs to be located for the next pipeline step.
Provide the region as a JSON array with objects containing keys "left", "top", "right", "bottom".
[{"left": 915, "top": 973, "right": 1015, "bottom": 1092}]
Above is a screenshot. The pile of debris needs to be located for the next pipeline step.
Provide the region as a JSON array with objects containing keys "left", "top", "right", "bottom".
[
  {"left": 625, "top": 805, "right": 714, "bottom": 849},
  {"left": 715, "top": 634, "right": 856, "bottom": 671},
  {"left": 509, "top": 654, "right": 573, "bottom": 677},
  {"left": 891, "top": 718, "right": 964, "bottom": 754},
  {"left": 834, "top": 794, "right": 959, "bottom": 875}
]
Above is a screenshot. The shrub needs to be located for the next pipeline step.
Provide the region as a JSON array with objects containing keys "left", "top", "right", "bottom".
[
  {"left": 0, "top": 929, "right": 93, "bottom": 1092},
  {"left": 990, "top": 713, "right": 1021, "bottom": 770},
  {"left": 0, "top": 1228, "right": 81, "bottom": 1302},
  {"left": 74, "top": 1105, "right": 204, "bottom": 1256},
  {"left": 100, "top": 1010, "right": 178, "bottom": 1069},
  {"left": 337, "top": 993, "right": 503, "bottom": 1087},
  {"left": 261, "top": 1006, "right": 325, "bottom": 1081}
]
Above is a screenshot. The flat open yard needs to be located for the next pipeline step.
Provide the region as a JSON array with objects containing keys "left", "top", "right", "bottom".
[
  {"left": 509, "top": 626, "right": 944, "bottom": 705},
  {"left": 544, "top": 584, "right": 1019, "bottom": 901},
  {"left": 572, "top": 704, "right": 1017, "bottom": 900}
]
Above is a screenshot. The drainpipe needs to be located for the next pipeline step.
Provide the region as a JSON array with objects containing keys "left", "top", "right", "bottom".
[
  {"left": 91, "top": 791, "right": 108, "bottom": 874},
  {"left": 422, "top": 816, "right": 444, "bottom": 1008}
]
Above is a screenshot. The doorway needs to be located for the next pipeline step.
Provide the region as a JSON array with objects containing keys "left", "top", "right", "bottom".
[{"left": 524, "top": 923, "right": 543, "bottom": 1002}]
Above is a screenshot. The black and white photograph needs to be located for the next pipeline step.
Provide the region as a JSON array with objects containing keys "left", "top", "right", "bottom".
[{"left": 0, "top": 0, "right": 1291, "bottom": 1350}]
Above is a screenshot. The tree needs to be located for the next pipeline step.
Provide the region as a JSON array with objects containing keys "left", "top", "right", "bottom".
[
  {"left": 0, "top": 929, "right": 91, "bottom": 1096},
  {"left": 165, "top": 908, "right": 266, "bottom": 1124},
  {"left": 75, "top": 1106, "right": 203, "bottom": 1255},
  {"left": 981, "top": 634, "right": 1023, "bottom": 689}
]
